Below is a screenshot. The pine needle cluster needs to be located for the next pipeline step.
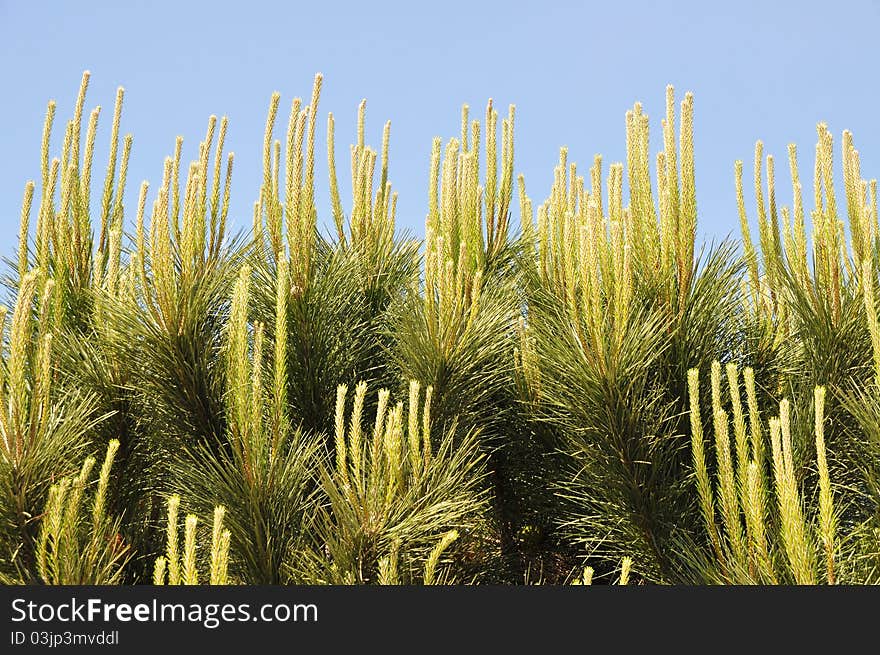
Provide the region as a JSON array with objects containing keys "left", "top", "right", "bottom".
[{"left": 4, "top": 71, "right": 880, "bottom": 586}]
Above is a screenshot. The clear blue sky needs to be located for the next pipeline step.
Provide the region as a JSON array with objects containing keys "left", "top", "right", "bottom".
[{"left": 2, "top": 0, "right": 879, "bottom": 255}]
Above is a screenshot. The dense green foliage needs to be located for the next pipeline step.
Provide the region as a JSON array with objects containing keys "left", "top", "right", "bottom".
[{"left": 3, "top": 72, "right": 880, "bottom": 585}]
